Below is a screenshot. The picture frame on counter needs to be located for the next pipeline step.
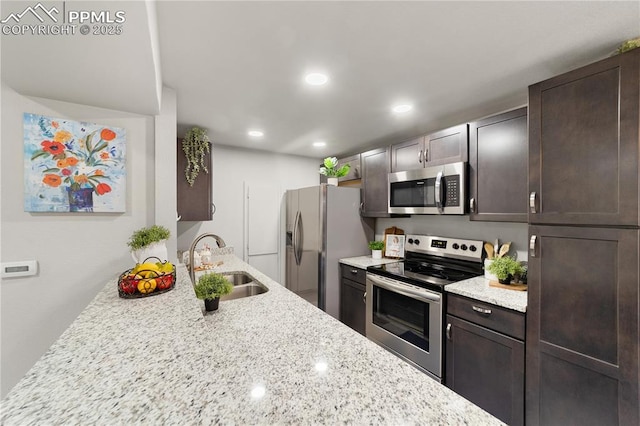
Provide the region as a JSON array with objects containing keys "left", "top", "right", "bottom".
[{"left": 384, "top": 234, "right": 405, "bottom": 258}]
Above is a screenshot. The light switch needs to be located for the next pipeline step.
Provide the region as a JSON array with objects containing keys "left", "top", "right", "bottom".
[{"left": 2, "top": 260, "right": 38, "bottom": 278}]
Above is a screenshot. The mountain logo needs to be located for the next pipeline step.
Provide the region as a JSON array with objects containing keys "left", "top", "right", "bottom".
[{"left": 1, "top": 2, "right": 59, "bottom": 24}]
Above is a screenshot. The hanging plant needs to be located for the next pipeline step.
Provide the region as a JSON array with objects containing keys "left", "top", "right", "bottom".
[{"left": 182, "top": 127, "right": 211, "bottom": 186}]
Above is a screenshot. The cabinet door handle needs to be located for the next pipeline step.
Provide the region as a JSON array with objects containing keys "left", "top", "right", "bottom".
[
  {"left": 359, "top": 202, "right": 364, "bottom": 213},
  {"left": 470, "top": 198, "right": 476, "bottom": 213},
  {"left": 529, "top": 192, "right": 537, "bottom": 213},
  {"left": 351, "top": 269, "right": 359, "bottom": 274},
  {"left": 530, "top": 235, "right": 537, "bottom": 258},
  {"left": 363, "top": 292, "right": 367, "bottom": 304},
  {"left": 425, "top": 148, "right": 429, "bottom": 162},
  {"left": 418, "top": 150, "right": 423, "bottom": 164},
  {"left": 211, "top": 202, "right": 217, "bottom": 216},
  {"left": 472, "top": 305, "right": 492, "bottom": 315},
  {"left": 446, "top": 323, "right": 452, "bottom": 340}
]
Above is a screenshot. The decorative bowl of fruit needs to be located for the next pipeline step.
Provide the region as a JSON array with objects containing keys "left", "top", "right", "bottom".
[{"left": 118, "top": 257, "right": 176, "bottom": 299}]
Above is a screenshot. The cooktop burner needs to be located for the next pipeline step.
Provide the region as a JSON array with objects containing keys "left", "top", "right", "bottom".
[{"left": 404, "top": 261, "right": 473, "bottom": 281}]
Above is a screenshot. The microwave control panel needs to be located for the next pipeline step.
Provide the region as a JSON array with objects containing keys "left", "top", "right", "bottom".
[{"left": 444, "top": 176, "right": 460, "bottom": 206}]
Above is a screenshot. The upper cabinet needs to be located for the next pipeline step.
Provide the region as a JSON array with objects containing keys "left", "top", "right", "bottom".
[
  {"left": 425, "top": 124, "right": 469, "bottom": 166},
  {"left": 177, "top": 138, "right": 213, "bottom": 221},
  {"left": 390, "top": 136, "right": 424, "bottom": 172},
  {"left": 529, "top": 48, "right": 640, "bottom": 226},
  {"left": 360, "top": 147, "right": 391, "bottom": 217},
  {"left": 391, "top": 124, "right": 469, "bottom": 172},
  {"left": 469, "top": 107, "right": 528, "bottom": 222},
  {"left": 337, "top": 154, "right": 361, "bottom": 182}
]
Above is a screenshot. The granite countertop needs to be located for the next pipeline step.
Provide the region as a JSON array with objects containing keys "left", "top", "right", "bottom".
[
  {"left": 1, "top": 254, "right": 502, "bottom": 425},
  {"left": 339, "top": 255, "right": 400, "bottom": 269},
  {"left": 446, "top": 276, "right": 528, "bottom": 313}
]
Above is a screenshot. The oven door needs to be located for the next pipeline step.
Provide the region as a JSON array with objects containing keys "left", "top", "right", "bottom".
[{"left": 365, "top": 273, "right": 443, "bottom": 381}]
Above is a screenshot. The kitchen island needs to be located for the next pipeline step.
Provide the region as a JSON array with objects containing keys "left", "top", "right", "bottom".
[{"left": 1, "top": 253, "right": 502, "bottom": 425}]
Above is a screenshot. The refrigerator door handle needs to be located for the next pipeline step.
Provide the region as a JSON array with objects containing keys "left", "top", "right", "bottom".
[{"left": 293, "top": 211, "right": 302, "bottom": 265}]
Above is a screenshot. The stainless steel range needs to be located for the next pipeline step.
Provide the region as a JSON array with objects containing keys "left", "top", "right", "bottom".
[{"left": 366, "top": 234, "right": 484, "bottom": 382}]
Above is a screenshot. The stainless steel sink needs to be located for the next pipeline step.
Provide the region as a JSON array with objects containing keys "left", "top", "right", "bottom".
[
  {"left": 220, "top": 273, "right": 269, "bottom": 300},
  {"left": 223, "top": 273, "right": 253, "bottom": 286}
]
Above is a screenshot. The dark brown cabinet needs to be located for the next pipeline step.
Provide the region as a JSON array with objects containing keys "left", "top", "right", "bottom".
[
  {"left": 177, "top": 138, "right": 213, "bottom": 221},
  {"left": 446, "top": 294, "right": 525, "bottom": 426},
  {"left": 339, "top": 264, "right": 366, "bottom": 336},
  {"left": 469, "top": 107, "right": 528, "bottom": 222},
  {"left": 337, "top": 154, "right": 361, "bottom": 182},
  {"left": 528, "top": 49, "right": 639, "bottom": 227},
  {"left": 425, "top": 124, "right": 468, "bottom": 166},
  {"left": 526, "top": 49, "right": 640, "bottom": 426},
  {"left": 390, "top": 136, "right": 424, "bottom": 172},
  {"left": 360, "top": 147, "right": 391, "bottom": 217},
  {"left": 390, "top": 124, "right": 469, "bottom": 172},
  {"left": 526, "top": 225, "right": 639, "bottom": 426}
]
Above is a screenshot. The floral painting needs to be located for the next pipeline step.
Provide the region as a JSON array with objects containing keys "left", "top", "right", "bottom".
[{"left": 23, "top": 113, "right": 126, "bottom": 212}]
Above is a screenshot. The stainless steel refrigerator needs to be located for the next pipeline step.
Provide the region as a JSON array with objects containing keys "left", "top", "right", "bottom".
[{"left": 286, "top": 184, "right": 373, "bottom": 319}]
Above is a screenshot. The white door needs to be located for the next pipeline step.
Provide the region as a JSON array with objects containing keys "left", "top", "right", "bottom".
[{"left": 244, "top": 182, "right": 281, "bottom": 281}]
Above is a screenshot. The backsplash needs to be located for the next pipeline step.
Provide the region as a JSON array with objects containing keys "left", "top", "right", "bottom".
[{"left": 376, "top": 216, "right": 528, "bottom": 261}]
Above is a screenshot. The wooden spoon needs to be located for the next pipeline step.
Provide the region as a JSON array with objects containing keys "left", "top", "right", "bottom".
[
  {"left": 484, "top": 242, "right": 494, "bottom": 259},
  {"left": 497, "top": 242, "right": 511, "bottom": 258}
]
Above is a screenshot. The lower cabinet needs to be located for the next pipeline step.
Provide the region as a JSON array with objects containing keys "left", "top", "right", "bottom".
[
  {"left": 339, "top": 265, "right": 366, "bottom": 336},
  {"left": 446, "top": 294, "right": 525, "bottom": 426}
]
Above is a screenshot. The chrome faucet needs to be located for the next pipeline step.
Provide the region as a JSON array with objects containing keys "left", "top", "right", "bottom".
[{"left": 188, "top": 233, "right": 226, "bottom": 284}]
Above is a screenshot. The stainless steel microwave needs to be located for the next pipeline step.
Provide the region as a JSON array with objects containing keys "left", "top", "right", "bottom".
[{"left": 388, "top": 161, "right": 467, "bottom": 214}]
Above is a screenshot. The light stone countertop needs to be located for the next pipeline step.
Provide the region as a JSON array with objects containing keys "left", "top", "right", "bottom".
[
  {"left": 339, "top": 255, "right": 400, "bottom": 269},
  {"left": 446, "top": 276, "right": 528, "bottom": 312},
  {"left": 1, "top": 254, "right": 503, "bottom": 425}
]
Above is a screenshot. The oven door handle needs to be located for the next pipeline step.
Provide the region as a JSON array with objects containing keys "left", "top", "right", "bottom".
[{"left": 367, "top": 274, "right": 441, "bottom": 303}]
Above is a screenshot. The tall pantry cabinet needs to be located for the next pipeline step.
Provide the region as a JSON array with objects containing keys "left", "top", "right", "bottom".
[{"left": 526, "top": 48, "right": 639, "bottom": 425}]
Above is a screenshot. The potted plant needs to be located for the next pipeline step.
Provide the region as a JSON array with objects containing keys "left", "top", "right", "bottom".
[
  {"left": 182, "top": 127, "right": 211, "bottom": 186},
  {"left": 487, "top": 256, "right": 524, "bottom": 284},
  {"left": 194, "top": 272, "right": 233, "bottom": 311},
  {"left": 368, "top": 240, "right": 385, "bottom": 260},
  {"left": 319, "top": 157, "right": 350, "bottom": 186},
  {"left": 127, "top": 225, "right": 170, "bottom": 263}
]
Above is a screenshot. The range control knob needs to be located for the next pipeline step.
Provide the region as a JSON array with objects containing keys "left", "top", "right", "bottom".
[
  {"left": 452, "top": 243, "right": 460, "bottom": 250},
  {"left": 407, "top": 238, "right": 414, "bottom": 244},
  {"left": 469, "top": 245, "right": 477, "bottom": 252},
  {"left": 414, "top": 239, "right": 420, "bottom": 245},
  {"left": 461, "top": 244, "right": 468, "bottom": 251}
]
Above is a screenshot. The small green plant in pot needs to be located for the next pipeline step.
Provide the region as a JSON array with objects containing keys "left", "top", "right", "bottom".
[
  {"left": 194, "top": 272, "right": 233, "bottom": 311},
  {"left": 127, "top": 225, "right": 170, "bottom": 263},
  {"left": 368, "top": 240, "right": 385, "bottom": 259},
  {"left": 319, "top": 157, "right": 350, "bottom": 185},
  {"left": 487, "top": 256, "right": 524, "bottom": 284}
]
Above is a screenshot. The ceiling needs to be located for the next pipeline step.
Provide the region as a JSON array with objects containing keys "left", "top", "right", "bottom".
[{"left": 2, "top": 1, "right": 639, "bottom": 159}]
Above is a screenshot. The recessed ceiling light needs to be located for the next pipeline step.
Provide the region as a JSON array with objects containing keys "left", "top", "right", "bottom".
[
  {"left": 313, "top": 141, "right": 326, "bottom": 148},
  {"left": 305, "top": 73, "right": 329, "bottom": 86},
  {"left": 248, "top": 130, "right": 264, "bottom": 138},
  {"left": 392, "top": 104, "right": 413, "bottom": 113}
]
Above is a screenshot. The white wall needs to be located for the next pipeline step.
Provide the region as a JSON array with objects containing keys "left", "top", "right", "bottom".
[
  {"left": 0, "top": 83, "right": 172, "bottom": 397},
  {"left": 154, "top": 87, "right": 177, "bottom": 262},
  {"left": 176, "top": 145, "right": 320, "bottom": 279}
]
